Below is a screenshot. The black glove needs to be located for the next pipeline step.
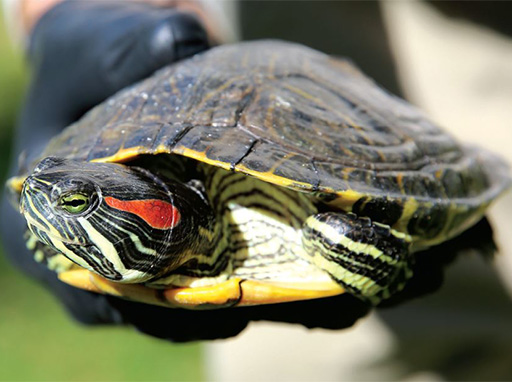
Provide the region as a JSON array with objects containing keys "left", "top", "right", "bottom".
[
  {"left": 2, "top": 0, "right": 481, "bottom": 342},
  {"left": 14, "top": 0, "right": 210, "bottom": 162}
]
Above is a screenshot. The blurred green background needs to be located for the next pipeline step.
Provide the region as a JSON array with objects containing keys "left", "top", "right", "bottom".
[{"left": 0, "top": 12, "right": 203, "bottom": 382}]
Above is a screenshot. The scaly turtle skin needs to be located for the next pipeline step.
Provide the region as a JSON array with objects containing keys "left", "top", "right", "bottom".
[{"left": 9, "top": 40, "right": 510, "bottom": 308}]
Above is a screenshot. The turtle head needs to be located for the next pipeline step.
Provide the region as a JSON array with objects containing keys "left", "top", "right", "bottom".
[{"left": 20, "top": 157, "right": 214, "bottom": 283}]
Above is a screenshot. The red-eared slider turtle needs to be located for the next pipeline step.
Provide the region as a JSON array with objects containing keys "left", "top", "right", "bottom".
[{"left": 9, "top": 40, "right": 510, "bottom": 308}]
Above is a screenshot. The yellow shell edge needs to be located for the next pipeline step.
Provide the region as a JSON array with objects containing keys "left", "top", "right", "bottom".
[{"left": 58, "top": 269, "right": 345, "bottom": 309}]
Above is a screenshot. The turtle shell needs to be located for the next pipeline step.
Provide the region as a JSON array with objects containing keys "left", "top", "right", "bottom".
[
  {"left": 12, "top": 40, "right": 510, "bottom": 243},
  {"left": 9, "top": 40, "right": 511, "bottom": 308}
]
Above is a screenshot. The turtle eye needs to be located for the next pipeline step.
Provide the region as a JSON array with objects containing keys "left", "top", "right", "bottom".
[{"left": 59, "top": 193, "right": 90, "bottom": 214}]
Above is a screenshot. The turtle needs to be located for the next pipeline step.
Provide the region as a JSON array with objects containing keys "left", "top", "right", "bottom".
[{"left": 8, "top": 40, "right": 510, "bottom": 309}]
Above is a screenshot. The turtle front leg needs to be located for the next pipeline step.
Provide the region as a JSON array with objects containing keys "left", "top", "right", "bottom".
[{"left": 302, "top": 212, "right": 413, "bottom": 304}]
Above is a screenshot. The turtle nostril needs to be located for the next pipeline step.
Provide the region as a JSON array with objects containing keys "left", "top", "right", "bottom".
[
  {"left": 23, "top": 175, "right": 52, "bottom": 193},
  {"left": 23, "top": 178, "right": 32, "bottom": 190},
  {"left": 24, "top": 174, "right": 41, "bottom": 186}
]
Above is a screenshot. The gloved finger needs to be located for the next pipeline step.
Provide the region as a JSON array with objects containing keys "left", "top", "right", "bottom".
[
  {"left": 101, "top": 8, "right": 210, "bottom": 91},
  {"left": 18, "top": 1, "right": 209, "bottom": 161}
]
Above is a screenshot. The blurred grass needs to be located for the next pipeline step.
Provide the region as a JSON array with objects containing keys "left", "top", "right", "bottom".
[{"left": 0, "top": 12, "right": 203, "bottom": 382}]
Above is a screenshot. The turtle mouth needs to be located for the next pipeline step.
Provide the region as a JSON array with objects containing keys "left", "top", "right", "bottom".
[
  {"left": 24, "top": 215, "right": 83, "bottom": 246},
  {"left": 63, "top": 239, "right": 153, "bottom": 283}
]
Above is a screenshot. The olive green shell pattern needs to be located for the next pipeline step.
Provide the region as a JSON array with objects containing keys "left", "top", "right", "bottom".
[{"left": 18, "top": 40, "right": 510, "bottom": 245}]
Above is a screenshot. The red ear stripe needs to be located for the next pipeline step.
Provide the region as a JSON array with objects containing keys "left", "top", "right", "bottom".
[{"left": 104, "top": 196, "right": 181, "bottom": 229}]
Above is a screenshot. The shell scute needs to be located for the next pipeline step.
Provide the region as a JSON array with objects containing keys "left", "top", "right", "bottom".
[{"left": 15, "top": 40, "right": 509, "bottom": 211}]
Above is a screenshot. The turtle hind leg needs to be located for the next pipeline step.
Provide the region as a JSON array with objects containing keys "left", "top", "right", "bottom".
[{"left": 302, "top": 212, "right": 413, "bottom": 304}]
